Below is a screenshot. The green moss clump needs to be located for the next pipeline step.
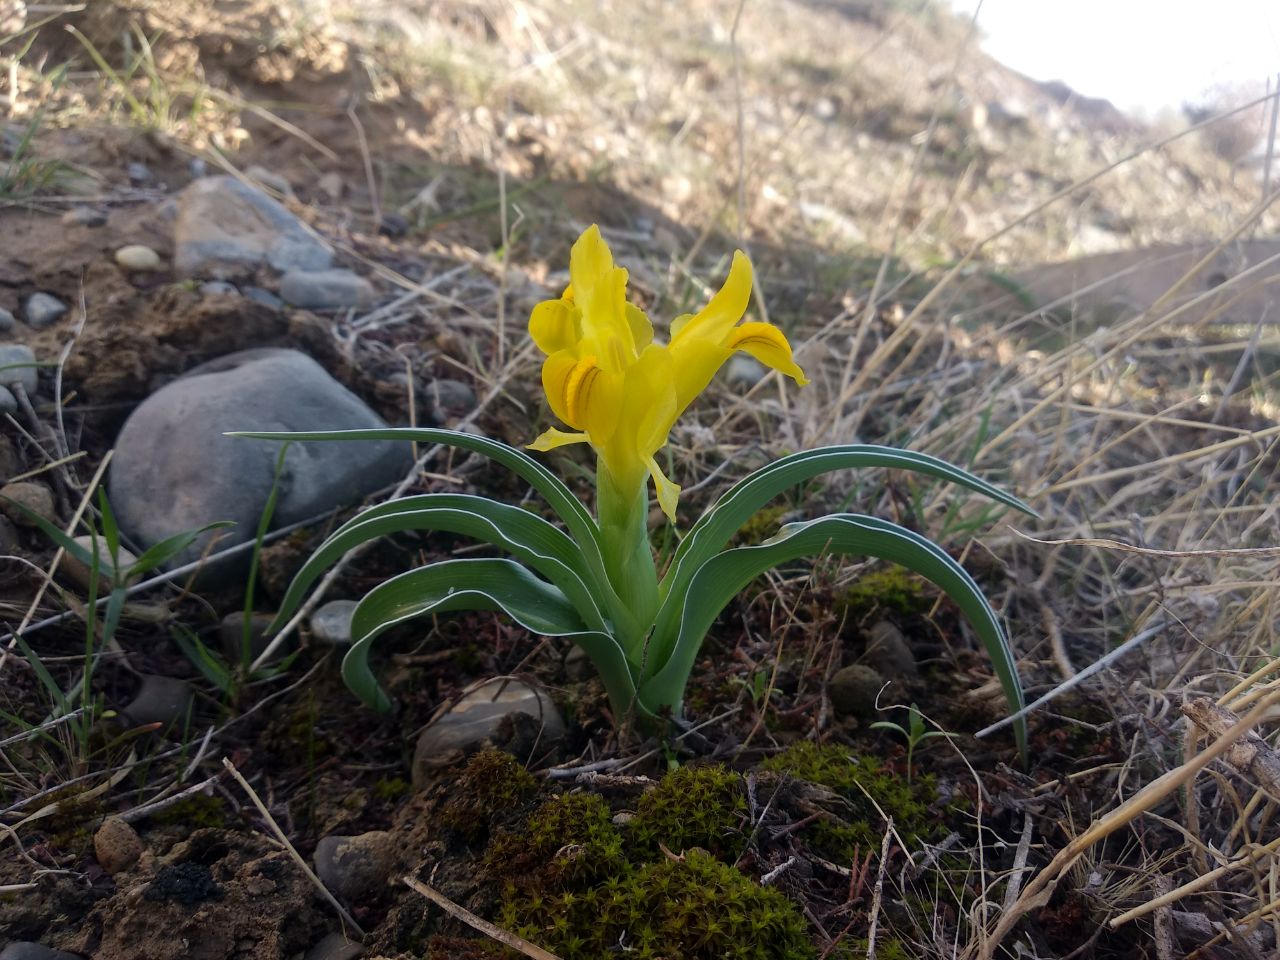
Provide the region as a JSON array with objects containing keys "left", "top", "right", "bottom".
[
  {"left": 734, "top": 505, "right": 791, "bottom": 546},
  {"left": 372, "top": 777, "right": 410, "bottom": 802},
  {"left": 760, "top": 743, "right": 941, "bottom": 859},
  {"left": 502, "top": 848, "right": 815, "bottom": 960},
  {"left": 486, "top": 791, "right": 626, "bottom": 892},
  {"left": 630, "top": 764, "right": 745, "bottom": 860},
  {"left": 839, "top": 567, "right": 928, "bottom": 618},
  {"left": 152, "top": 793, "right": 226, "bottom": 829},
  {"left": 440, "top": 749, "right": 538, "bottom": 843}
]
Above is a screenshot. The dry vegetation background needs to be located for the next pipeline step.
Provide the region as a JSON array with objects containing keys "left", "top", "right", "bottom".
[{"left": 4, "top": 0, "right": 1280, "bottom": 958}]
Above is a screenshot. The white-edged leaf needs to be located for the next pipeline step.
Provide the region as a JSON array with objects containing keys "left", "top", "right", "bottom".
[
  {"left": 269, "top": 493, "right": 607, "bottom": 634},
  {"left": 640, "top": 513, "right": 1027, "bottom": 759}
]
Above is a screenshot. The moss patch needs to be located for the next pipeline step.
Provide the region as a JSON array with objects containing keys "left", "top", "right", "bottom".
[
  {"left": 439, "top": 749, "right": 538, "bottom": 843},
  {"left": 839, "top": 567, "right": 929, "bottom": 619},
  {"left": 630, "top": 764, "right": 746, "bottom": 859},
  {"left": 487, "top": 791, "right": 626, "bottom": 892}
]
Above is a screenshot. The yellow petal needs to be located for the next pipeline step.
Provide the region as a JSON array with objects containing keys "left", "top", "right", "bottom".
[
  {"left": 596, "top": 344, "right": 677, "bottom": 495},
  {"left": 724, "top": 322, "right": 809, "bottom": 386},
  {"left": 541, "top": 350, "right": 582, "bottom": 428},
  {"left": 529, "top": 297, "right": 578, "bottom": 355},
  {"left": 529, "top": 428, "right": 589, "bottom": 451},
  {"left": 569, "top": 226, "right": 636, "bottom": 365},
  {"left": 645, "top": 456, "right": 682, "bottom": 522},
  {"left": 669, "top": 336, "right": 732, "bottom": 415},
  {"left": 626, "top": 302, "right": 654, "bottom": 352},
  {"left": 669, "top": 251, "right": 753, "bottom": 346}
]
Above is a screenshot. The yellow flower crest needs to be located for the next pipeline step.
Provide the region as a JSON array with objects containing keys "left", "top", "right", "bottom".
[{"left": 529, "top": 225, "right": 808, "bottom": 519}]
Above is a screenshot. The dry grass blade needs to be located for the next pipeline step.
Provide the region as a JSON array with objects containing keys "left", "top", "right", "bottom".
[{"left": 403, "top": 875, "right": 562, "bottom": 960}]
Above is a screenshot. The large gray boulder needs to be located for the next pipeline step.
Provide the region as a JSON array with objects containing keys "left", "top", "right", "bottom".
[
  {"left": 174, "top": 176, "right": 333, "bottom": 279},
  {"left": 109, "top": 349, "right": 409, "bottom": 575}
]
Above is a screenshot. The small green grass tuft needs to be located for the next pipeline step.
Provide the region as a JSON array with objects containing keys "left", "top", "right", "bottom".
[{"left": 629, "top": 764, "right": 746, "bottom": 859}]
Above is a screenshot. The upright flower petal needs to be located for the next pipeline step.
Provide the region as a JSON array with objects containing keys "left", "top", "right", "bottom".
[
  {"left": 669, "top": 251, "right": 753, "bottom": 345},
  {"left": 529, "top": 298, "right": 578, "bottom": 354}
]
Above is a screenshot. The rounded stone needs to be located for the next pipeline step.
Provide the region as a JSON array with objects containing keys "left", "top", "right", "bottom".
[
  {"left": 313, "top": 831, "right": 397, "bottom": 903},
  {"left": 23, "top": 292, "right": 67, "bottom": 328},
  {"left": 61, "top": 535, "right": 138, "bottom": 593},
  {"left": 304, "top": 932, "right": 363, "bottom": 960},
  {"left": 0, "top": 343, "right": 38, "bottom": 394},
  {"left": 0, "top": 306, "right": 15, "bottom": 332},
  {"left": 199, "top": 281, "right": 239, "bottom": 297},
  {"left": 121, "top": 674, "right": 194, "bottom": 729},
  {"left": 829, "top": 664, "right": 888, "bottom": 719},
  {"left": 863, "top": 620, "right": 919, "bottom": 680},
  {"left": 0, "top": 944, "right": 84, "bottom": 960},
  {"left": 243, "top": 286, "right": 283, "bottom": 310},
  {"left": 107, "top": 348, "right": 411, "bottom": 577},
  {"left": 309, "top": 600, "right": 357, "bottom": 645},
  {"left": 0, "top": 384, "right": 15, "bottom": 416},
  {"left": 725, "top": 355, "right": 766, "bottom": 389},
  {"left": 0, "top": 481, "right": 55, "bottom": 527},
  {"left": 279, "top": 269, "right": 374, "bottom": 310},
  {"left": 426, "top": 378, "right": 476, "bottom": 421},
  {"left": 93, "top": 816, "right": 143, "bottom": 875},
  {"left": 115, "top": 244, "right": 163, "bottom": 272},
  {"left": 126, "top": 161, "right": 152, "bottom": 184},
  {"left": 218, "top": 610, "right": 279, "bottom": 662},
  {"left": 412, "top": 678, "right": 565, "bottom": 786},
  {"left": 60, "top": 206, "right": 107, "bottom": 228}
]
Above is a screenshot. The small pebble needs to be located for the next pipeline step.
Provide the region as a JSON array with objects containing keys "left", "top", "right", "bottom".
[
  {"left": 245, "top": 164, "right": 294, "bottom": 197},
  {"left": 0, "top": 943, "right": 84, "bottom": 960},
  {"left": 189, "top": 157, "right": 207, "bottom": 179},
  {"left": 23, "top": 292, "right": 67, "bottom": 328},
  {"left": 377, "top": 212, "right": 409, "bottom": 238},
  {"left": 200, "top": 280, "right": 239, "bottom": 297},
  {"left": 427, "top": 378, "right": 477, "bottom": 419},
  {"left": 828, "top": 663, "right": 887, "bottom": 719},
  {"left": 0, "top": 384, "right": 15, "bottom": 416},
  {"left": 121, "top": 674, "right": 194, "bottom": 729},
  {"left": 0, "top": 306, "right": 15, "bottom": 332},
  {"left": 279, "top": 268, "right": 374, "bottom": 310},
  {"left": 310, "top": 599, "right": 357, "bottom": 645},
  {"left": 304, "top": 933, "right": 363, "bottom": 960},
  {"left": 725, "top": 355, "right": 766, "bottom": 389},
  {"left": 61, "top": 534, "right": 138, "bottom": 593},
  {"left": 218, "top": 610, "right": 279, "bottom": 662},
  {"left": 94, "top": 816, "right": 143, "bottom": 875},
  {"left": 0, "top": 481, "right": 55, "bottom": 527},
  {"left": 0, "top": 343, "right": 38, "bottom": 394},
  {"left": 316, "top": 172, "right": 344, "bottom": 200},
  {"left": 126, "top": 161, "right": 152, "bottom": 184},
  {"left": 243, "top": 286, "right": 283, "bottom": 310},
  {"left": 313, "top": 831, "right": 397, "bottom": 902},
  {"left": 60, "top": 206, "right": 107, "bottom": 228},
  {"left": 115, "top": 244, "right": 163, "bottom": 272}
]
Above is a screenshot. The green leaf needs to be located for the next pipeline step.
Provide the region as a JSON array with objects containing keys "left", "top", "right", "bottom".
[
  {"left": 229, "top": 427, "right": 637, "bottom": 638},
  {"left": 343, "top": 557, "right": 602, "bottom": 713},
  {"left": 660, "top": 444, "right": 1037, "bottom": 607},
  {"left": 126, "top": 521, "right": 235, "bottom": 579},
  {"left": 640, "top": 513, "right": 1027, "bottom": 760},
  {"left": 269, "top": 494, "right": 607, "bottom": 634},
  {"left": 170, "top": 625, "right": 234, "bottom": 695}
]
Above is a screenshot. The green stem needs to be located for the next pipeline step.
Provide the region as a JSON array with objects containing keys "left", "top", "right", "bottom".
[{"left": 595, "top": 465, "right": 658, "bottom": 655}]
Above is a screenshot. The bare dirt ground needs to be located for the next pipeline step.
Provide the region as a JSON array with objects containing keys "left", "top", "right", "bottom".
[{"left": 3, "top": 2, "right": 1280, "bottom": 959}]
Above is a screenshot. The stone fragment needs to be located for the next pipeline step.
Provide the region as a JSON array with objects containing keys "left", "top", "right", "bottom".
[
  {"left": 61, "top": 535, "right": 138, "bottom": 593},
  {"left": 127, "top": 162, "right": 152, "bottom": 184},
  {"left": 0, "top": 343, "right": 38, "bottom": 394},
  {"left": 0, "top": 305, "right": 15, "bottom": 332},
  {"left": 108, "top": 348, "right": 410, "bottom": 574},
  {"left": 304, "top": 933, "right": 363, "bottom": 960},
  {"left": 218, "top": 610, "right": 279, "bottom": 662},
  {"left": 94, "top": 816, "right": 143, "bottom": 875},
  {"left": 200, "top": 281, "right": 239, "bottom": 297},
  {"left": 121, "top": 674, "right": 194, "bottom": 728},
  {"left": 61, "top": 206, "right": 107, "bottom": 227},
  {"left": 23, "top": 292, "right": 66, "bottom": 328},
  {"left": 243, "top": 286, "right": 283, "bottom": 310},
  {"left": 863, "top": 620, "right": 919, "bottom": 680},
  {"left": 279, "top": 269, "right": 374, "bottom": 310},
  {"left": 115, "top": 245, "right": 163, "bottom": 272},
  {"left": 173, "top": 175, "right": 332, "bottom": 278},
  {"left": 245, "top": 164, "right": 294, "bottom": 197},
  {"left": 0, "top": 481, "right": 55, "bottom": 527},
  {"left": 309, "top": 600, "right": 357, "bottom": 645},
  {"left": 412, "top": 678, "right": 565, "bottom": 787},
  {"left": 312, "top": 831, "right": 397, "bottom": 902}
]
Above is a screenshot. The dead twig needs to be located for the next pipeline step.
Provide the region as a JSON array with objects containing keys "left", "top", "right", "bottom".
[{"left": 404, "top": 874, "right": 561, "bottom": 960}]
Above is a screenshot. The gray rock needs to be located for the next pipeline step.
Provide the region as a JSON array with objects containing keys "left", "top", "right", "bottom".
[
  {"left": 23, "top": 292, "right": 67, "bottom": 328},
  {"left": 0, "top": 384, "right": 15, "bottom": 416},
  {"left": 115, "top": 245, "right": 163, "bottom": 272},
  {"left": 313, "top": 831, "right": 397, "bottom": 902},
  {"left": 189, "top": 158, "right": 207, "bottom": 179},
  {"left": 200, "top": 281, "right": 239, "bottom": 297},
  {"left": 108, "top": 348, "right": 410, "bottom": 575},
  {"left": 94, "top": 816, "right": 143, "bottom": 875},
  {"left": 0, "top": 306, "right": 15, "bottom": 332},
  {"left": 61, "top": 535, "right": 137, "bottom": 593},
  {"left": 412, "top": 678, "right": 565, "bottom": 787},
  {"left": 0, "top": 481, "right": 55, "bottom": 527},
  {"left": 127, "top": 161, "right": 152, "bottom": 184},
  {"left": 279, "top": 269, "right": 374, "bottom": 310},
  {"left": 725, "top": 355, "right": 766, "bottom": 389},
  {"left": 173, "top": 175, "right": 333, "bottom": 278},
  {"left": 219, "top": 610, "right": 279, "bottom": 662},
  {"left": 122, "top": 674, "right": 194, "bottom": 728},
  {"left": 0, "top": 944, "right": 84, "bottom": 960},
  {"left": 243, "top": 286, "right": 283, "bottom": 310},
  {"left": 304, "top": 933, "right": 363, "bottom": 960},
  {"left": 829, "top": 664, "right": 887, "bottom": 719},
  {"left": 0, "top": 343, "right": 38, "bottom": 394},
  {"left": 60, "top": 206, "right": 107, "bottom": 228},
  {"left": 310, "top": 599, "right": 357, "bottom": 645},
  {"left": 863, "top": 620, "right": 918, "bottom": 680},
  {"left": 378, "top": 212, "right": 409, "bottom": 238},
  {"left": 427, "top": 378, "right": 476, "bottom": 420}
]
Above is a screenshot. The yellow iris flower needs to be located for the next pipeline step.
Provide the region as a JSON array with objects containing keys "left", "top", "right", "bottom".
[{"left": 529, "top": 225, "right": 808, "bottom": 520}]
